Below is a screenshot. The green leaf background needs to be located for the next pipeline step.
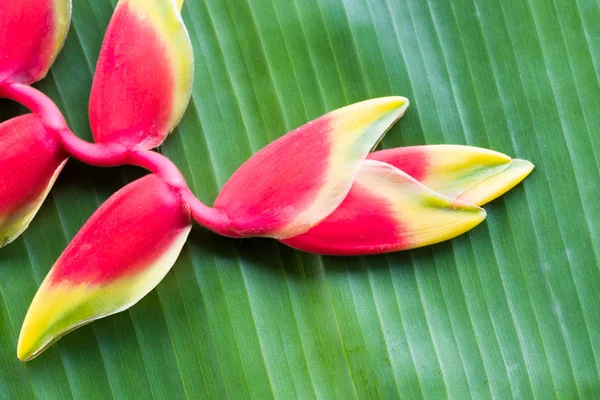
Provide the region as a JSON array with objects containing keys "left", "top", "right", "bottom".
[{"left": 1, "top": 0, "right": 599, "bottom": 398}]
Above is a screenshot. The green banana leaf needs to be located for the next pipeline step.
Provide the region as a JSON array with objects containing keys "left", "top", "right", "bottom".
[{"left": 1, "top": 0, "right": 599, "bottom": 398}]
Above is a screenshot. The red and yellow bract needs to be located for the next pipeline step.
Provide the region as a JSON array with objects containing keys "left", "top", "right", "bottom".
[
  {"left": 0, "top": 0, "right": 71, "bottom": 84},
  {"left": 0, "top": 114, "right": 67, "bottom": 247},
  {"left": 18, "top": 174, "right": 192, "bottom": 361},
  {"left": 282, "top": 145, "right": 533, "bottom": 255},
  {"left": 0, "top": 0, "right": 72, "bottom": 247},
  {"left": 368, "top": 145, "right": 534, "bottom": 205},
  {"left": 89, "top": 0, "right": 193, "bottom": 150},
  {"left": 214, "top": 97, "right": 409, "bottom": 239}
]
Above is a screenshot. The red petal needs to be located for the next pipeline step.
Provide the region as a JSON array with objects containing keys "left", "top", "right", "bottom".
[
  {"left": 0, "top": 114, "right": 67, "bottom": 246},
  {"left": 214, "top": 97, "right": 409, "bottom": 238},
  {"left": 0, "top": 0, "right": 71, "bottom": 84},
  {"left": 18, "top": 174, "right": 192, "bottom": 360},
  {"left": 50, "top": 174, "right": 191, "bottom": 285},
  {"left": 89, "top": 0, "right": 193, "bottom": 150}
]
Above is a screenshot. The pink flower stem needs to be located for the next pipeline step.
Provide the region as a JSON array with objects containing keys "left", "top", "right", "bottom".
[{"left": 0, "top": 82, "right": 234, "bottom": 235}]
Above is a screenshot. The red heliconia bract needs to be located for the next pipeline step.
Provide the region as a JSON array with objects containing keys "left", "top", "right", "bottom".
[
  {"left": 0, "top": 0, "right": 72, "bottom": 245},
  {"left": 7, "top": 0, "right": 196, "bottom": 361},
  {"left": 214, "top": 97, "right": 410, "bottom": 239},
  {"left": 0, "top": 0, "right": 71, "bottom": 84},
  {"left": 18, "top": 174, "right": 192, "bottom": 361},
  {"left": 368, "top": 145, "right": 534, "bottom": 205},
  {"left": 89, "top": 0, "right": 193, "bottom": 150},
  {"left": 0, "top": 114, "right": 67, "bottom": 247}
]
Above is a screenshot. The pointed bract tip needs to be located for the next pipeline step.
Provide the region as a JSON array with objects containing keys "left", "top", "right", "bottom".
[
  {"left": 16, "top": 283, "right": 68, "bottom": 361},
  {"left": 458, "top": 159, "right": 534, "bottom": 206},
  {"left": 331, "top": 97, "right": 409, "bottom": 140},
  {"left": 17, "top": 339, "right": 30, "bottom": 361},
  {"left": 369, "top": 144, "right": 523, "bottom": 202},
  {"left": 404, "top": 195, "right": 487, "bottom": 250}
]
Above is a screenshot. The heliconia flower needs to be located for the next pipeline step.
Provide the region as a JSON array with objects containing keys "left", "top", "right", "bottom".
[
  {"left": 18, "top": 174, "right": 192, "bottom": 361},
  {"left": 281, "top": 160, "right": 487, "bottom": 255},
  {"left": 89, "top": 0, "right": 193, "bottom": 150},
  {"left": 0, "top": 114, "right": 67, "bottom": 247},
  {"left": 213, "top": 97, "right": 410, "bottom": 239},
  {"left": 0, "top": 0, "right": 71, "bottom": 84},
  {"left": 368, "top": 145, "right": 534, "bottom": 206}
]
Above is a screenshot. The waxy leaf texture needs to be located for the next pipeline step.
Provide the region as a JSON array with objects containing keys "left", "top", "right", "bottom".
[{"left": 0, "top": 0, "right": 597, "bottom": 398}]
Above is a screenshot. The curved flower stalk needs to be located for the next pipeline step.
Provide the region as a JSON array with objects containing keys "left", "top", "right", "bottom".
[
  {"left": 3, "top": 0, "right": 534, "bottom": 360},
  {"left": 0, "top": 0, "right": 193, "bottom": 246},
  {"left": 11, "top": 0, "right": 195, "bottom": 361},
  {"left": 16, "top": 92, "right": 534, "bottom": 359}
]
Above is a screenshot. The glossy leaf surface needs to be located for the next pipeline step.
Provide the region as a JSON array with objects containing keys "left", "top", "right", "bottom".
[{"left": 0, "top": 0, "right": 598, "bottom": 398}]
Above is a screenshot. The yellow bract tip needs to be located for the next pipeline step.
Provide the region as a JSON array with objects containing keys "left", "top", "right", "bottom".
[
  {"left": 458, "top": 159, "right": 534, "bottom": 206},
  {"left": 17, "top": 284, "right": 89, "bottom": 361},
  {"left": 332, "top": 96, "right": 409, "bottom": 135}
]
